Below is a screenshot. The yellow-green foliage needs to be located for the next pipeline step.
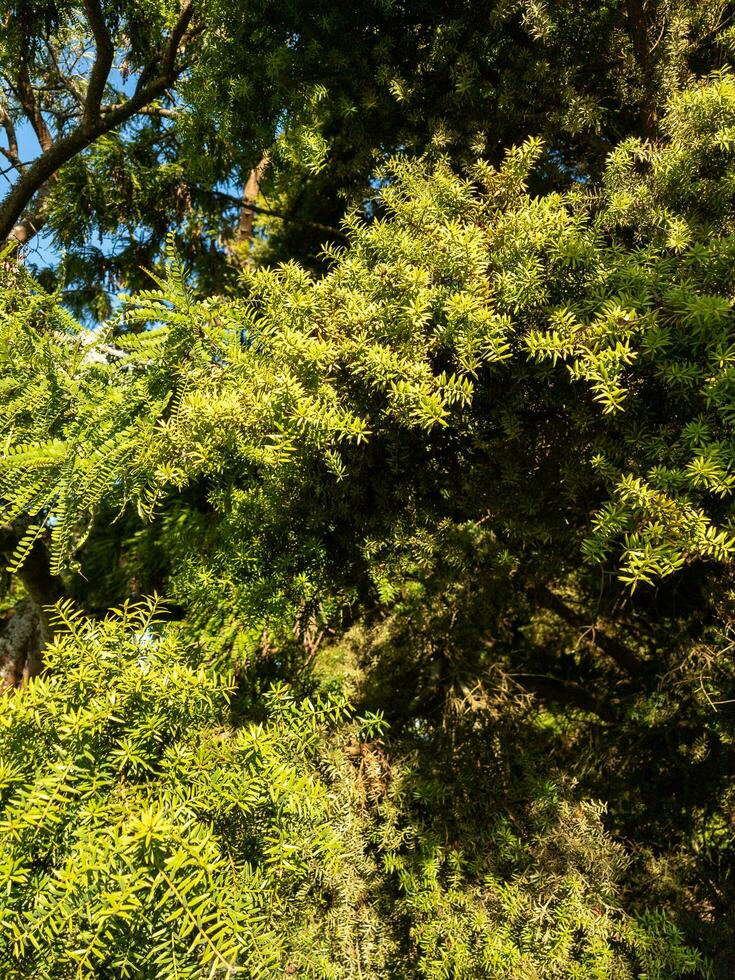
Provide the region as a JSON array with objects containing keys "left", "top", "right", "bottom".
[
  {"left": 5, "top": 75, "right": 735, "bottom": 600},
  {"left": 0, "top": 601, "right": 376, "bottom": 977},
  {"left": 4, "top": 71, "right": 735, "bottom": 977}
]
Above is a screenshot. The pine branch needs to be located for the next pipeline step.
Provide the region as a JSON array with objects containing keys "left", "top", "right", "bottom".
[
  {"left": 533, "top": 584, "right": 644, "bottom": 675},
  {"left": 208, "top": 188, "right": 346, "bottom": 238},
  {"left": 512, "top": 673, "right": 617, "bottom": 723}
]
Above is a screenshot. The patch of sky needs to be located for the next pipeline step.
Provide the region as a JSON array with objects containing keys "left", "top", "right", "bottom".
[{"left": 1, "top": 67, "right": 172, "bottom": 324}]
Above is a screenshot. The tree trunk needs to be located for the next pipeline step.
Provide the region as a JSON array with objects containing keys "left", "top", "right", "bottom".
[
  {"left": 0, "top": 522, "right": 64, "bottom": 685},
  {"left": 236, "top": 153, "right": 269, "bottom": 246},
  {"left": 625, "top": 0, "right": 660, "bottom": 140},
  {"left": 0, "top": 600, "right": 44, "bottom": 688}
]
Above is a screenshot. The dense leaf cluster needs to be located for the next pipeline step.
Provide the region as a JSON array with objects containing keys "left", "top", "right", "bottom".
[
  {"left": 7, "top": 75, "right": 735, "bottom": 592},
  {"left": 0, "top": 602, "right": 705, "bottom": 978}
]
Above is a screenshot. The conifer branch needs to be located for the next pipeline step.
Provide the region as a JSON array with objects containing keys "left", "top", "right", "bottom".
[
  {"left": 0, "top": 1, "right": 196, "bottom": 245},
  {"left": 82, "top": 0, "right": 115, "bottom": 122}
]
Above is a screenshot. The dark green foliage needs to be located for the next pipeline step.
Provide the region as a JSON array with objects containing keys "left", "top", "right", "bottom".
[{"left": 7, "top": 1, "right": 733, "bottom": 310}]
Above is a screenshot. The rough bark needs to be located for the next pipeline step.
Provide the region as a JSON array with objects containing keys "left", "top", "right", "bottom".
[
  {"left": 0, "top": 601, "right": 44, "bottom": 688},
  {"left": 0, "top": 523, "right": 64, "bottom": 683}
]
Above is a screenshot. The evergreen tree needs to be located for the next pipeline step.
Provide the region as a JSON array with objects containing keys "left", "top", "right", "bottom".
[{"left": 2, "top": 3, "right": 735, "bottom": 977}]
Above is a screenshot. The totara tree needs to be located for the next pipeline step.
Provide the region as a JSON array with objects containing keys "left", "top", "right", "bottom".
[{"left": 1, "top": 2, "right": 735, "bottom": 978}]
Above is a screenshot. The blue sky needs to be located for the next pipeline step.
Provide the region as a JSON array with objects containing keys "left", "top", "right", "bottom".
[{"left": 1, "top": 120, "right": 58, "bottom": 267}]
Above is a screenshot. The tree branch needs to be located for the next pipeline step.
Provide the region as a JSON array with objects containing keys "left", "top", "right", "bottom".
[
  {"left": 511, "top": 673, "right": 616, "bottom": 722},
  {"left": 44, "top": 40, "right": 85, "bottom": 109},
  {"left": 533, "top": 583, "right": 645, "bottom": 675},
  {"left": 208, "top": 189, "right": 347, "bottom": 238},
  {"left": 82, "top": 0, "right": 114, "bottom": 121},
  {"left": 8, "top": 183, "right": 54, "bottom": 246},
  {"left": 0, "top": 105, "right": 21, "bottom": 171},
  {"left": 15, "top": 59, "right": 54, "bottom": 153},
  {"left": 162, "top": 2, "right": 195, "bottom": 77},
  {"left": 237, "top": 153, "right": 269, "bottom": 244},
  {"left": 101, "top": 103, "right": 179, "bottom": 120},
  {"left": 136, "top": 0, "right": 194, "bottom": 93}
]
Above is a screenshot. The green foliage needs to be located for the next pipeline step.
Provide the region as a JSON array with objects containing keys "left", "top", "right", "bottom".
[
  {"left": 7, "top": 74, "right": 735, "bottom": 595},
  {"left": 8, "top": 0, "right": 731, "bottom": 308},
  {"left": 4, "top": 40, "right": 735, "bottom": 980},
  {"left": 0, "top": 603, "right": 706, "bottom": 978},
  {"left": 0, "top": 601, "right": 360, "bottom": 977}
]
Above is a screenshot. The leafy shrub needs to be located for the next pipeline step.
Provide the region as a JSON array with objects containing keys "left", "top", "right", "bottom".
[{"left": 0, "top": 604, "right": 707, "bottom": 978}]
